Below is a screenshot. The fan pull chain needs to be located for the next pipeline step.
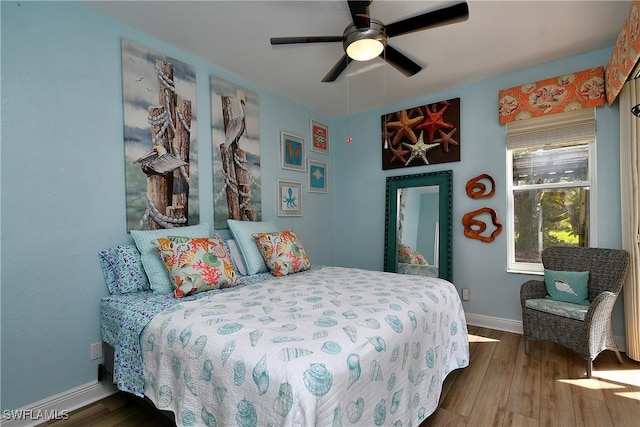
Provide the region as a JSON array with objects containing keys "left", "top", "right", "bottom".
[
  {"left": 383, "top": 47, "right": 389, "bottom": 150},
  {"left": 346, "top": 57, "right": 352, "bottom": 144}
]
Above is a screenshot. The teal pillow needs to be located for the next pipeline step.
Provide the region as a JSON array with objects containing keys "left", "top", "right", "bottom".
[
  {"left": 227, "top": 219, "right": 278, "bottom": 275},
  {"left": 544, "top": 269, "right": 590, "bottom": 306},
  {"left": 130, "top": 223, "right": 210, "bottom": 294}
]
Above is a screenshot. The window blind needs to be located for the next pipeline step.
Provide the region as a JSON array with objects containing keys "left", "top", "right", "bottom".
[{"left": 505, "top": 108, "right": 596, "bottom": 150}]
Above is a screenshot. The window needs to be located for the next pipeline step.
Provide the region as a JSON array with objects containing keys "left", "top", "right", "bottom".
[{"left": 506, "top": 109, "right": 595, "bottom": 274}]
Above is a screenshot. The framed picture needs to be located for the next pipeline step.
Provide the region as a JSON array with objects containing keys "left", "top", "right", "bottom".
[
  {"left": 121, "top": 38, "right": 199, "bottom": 231},
  {"left": 277, "top": 180, "right": 303, "bottom": 216},
  {"left": 381, "top": 97, "right": 461, "bottom": 170},
  {"left": 281, "top": 132, "right": 305, "bottom": 171},
  {"left": 211, "top": 76, "right": 261, "bottom": 228},
  {"left": 308, "top": 159, "right": 328, "bottom": 193},
  {"left": 311, "top": 119, "right": 330, "bottom": 155}
]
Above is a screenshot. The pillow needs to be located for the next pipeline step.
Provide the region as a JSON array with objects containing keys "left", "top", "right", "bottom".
[
  {"left": 252, "top": 229, "right": 311, "bottom": 276},
  {"left": 130, "top": 223, "right": 210, "bottom": 293},
  {"left": 99, "top": 244, "right": 150, "bottom": 294},
  {"left": 544, "top": 269, "right": 590, "bottom": 306},
  {"left": 226, "top": 239, "right": 248, "bottom": 276},
  {"left": 413, "top": 251, "right": 429, "bottom": 265},
  {"left": 227, "top": 219, "right": 278, "bottom": 275},
  {"left": 152, "top": 234, "right": 237, "bottom": 298},
  {"left": 398, "top": 243, "right": 429, "bottom": 265}
]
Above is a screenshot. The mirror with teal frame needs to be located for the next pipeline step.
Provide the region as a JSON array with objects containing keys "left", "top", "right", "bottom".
[{"left": 384, "top": 170, "right": 453, "bottom": 282}]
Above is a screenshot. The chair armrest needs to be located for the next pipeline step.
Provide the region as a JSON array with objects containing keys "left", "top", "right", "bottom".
[
  {"left": 520, "top": 280, "right": 547, "bottom": 306},
  {"left": 584, "top": 291, "right": 618, "bottom": 324}
]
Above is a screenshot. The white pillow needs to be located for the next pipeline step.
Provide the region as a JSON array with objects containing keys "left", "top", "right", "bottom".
[
  {"left": 130, "top": 223, "right": 210, "bottom": 293},
  {"left": 226, "top": 239, "right": 248, "bottom": 276},
  {"left": 227, "top": 219, "right": 278, "bottom": 275}
]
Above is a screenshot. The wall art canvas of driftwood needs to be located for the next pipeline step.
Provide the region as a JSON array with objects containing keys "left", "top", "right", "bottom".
[
  {"left": 211, "top": 76, "right": 261, "bottom": 228},
  {"left": 121, "top": 38, "right": 199, "bottom": 231},
  {"left": 381, "top": 97, "right": 461, "bottom": 170}
]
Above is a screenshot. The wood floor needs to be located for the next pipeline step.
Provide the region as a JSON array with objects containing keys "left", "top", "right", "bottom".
[{"left": 42, "top": 326, "right": 640, "bottom": 426}]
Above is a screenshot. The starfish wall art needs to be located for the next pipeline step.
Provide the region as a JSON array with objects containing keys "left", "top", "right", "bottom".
[{"left": 381, "top": 97, "right": 460, "bottom": 170}]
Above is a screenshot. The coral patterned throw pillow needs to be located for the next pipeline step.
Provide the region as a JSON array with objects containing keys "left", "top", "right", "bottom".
[
  {"left": 152, "top": 234, "right": 237, "bottom": 297},
  {"left": 252, "top": 229, "right": 310, "bottom": 276}
]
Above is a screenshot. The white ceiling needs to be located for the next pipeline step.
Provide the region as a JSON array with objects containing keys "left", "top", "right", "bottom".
[{"left": 84, "top": 0, "right": 630, "bottom": 118}]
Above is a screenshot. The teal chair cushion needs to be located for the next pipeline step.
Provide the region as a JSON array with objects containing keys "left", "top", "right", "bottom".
[{"left": 525, "top": 298, "right": 588, "bottom": 321}]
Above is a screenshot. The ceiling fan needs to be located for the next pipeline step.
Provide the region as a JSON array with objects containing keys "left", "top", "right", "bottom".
[{"left": 270, "top": 1, "right": 469, "bottom": 82}]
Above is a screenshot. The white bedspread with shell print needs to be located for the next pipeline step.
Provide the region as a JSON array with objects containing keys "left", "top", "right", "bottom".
[{"left": 141, "top": 266, "right": 469, "bottom": 427}]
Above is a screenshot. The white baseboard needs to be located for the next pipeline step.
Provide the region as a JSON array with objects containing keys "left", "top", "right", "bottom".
[
  {"left": 464, "top": 312, "right": 627, "bottom": 352},
  {"left": 1, "top": 381, "right": 117, "bottom": 427},
  {"left": 465, "top": 312, "right": 524, "bottom": 334}
]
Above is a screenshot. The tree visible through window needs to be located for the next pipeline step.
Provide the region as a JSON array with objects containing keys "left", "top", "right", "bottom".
[{"left": 506, "top": 110, "right": 594, "bottom": 273}]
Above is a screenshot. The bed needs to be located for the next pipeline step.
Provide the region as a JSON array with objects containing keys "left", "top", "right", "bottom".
[
  {"left": 99, "top": 223, "right": 469, "bottom": 427},
  {"left": 397, "top": 262, "right": 439, "bottom": 278},
  {"left": 397, "top": 243, "right": 439, "bottom": 278}
]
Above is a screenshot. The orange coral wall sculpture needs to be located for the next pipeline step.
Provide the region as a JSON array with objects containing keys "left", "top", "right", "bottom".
[
  {"left": 465, "top": 173, "right": 495, "bottom": 199},
  {"left": 462, "top": 208, "right": 503, "bottom": 243},
  {"left": 463, "top": 173, "right": 502, "bottom": 242}
]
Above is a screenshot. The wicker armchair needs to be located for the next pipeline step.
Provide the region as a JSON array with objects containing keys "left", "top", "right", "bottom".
[{"left": 520, "top": 246, "right": 629, "bottom": 377}]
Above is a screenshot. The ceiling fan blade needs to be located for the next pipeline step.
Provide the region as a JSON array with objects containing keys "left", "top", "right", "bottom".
[
  {"left": 348, "top": 0, "right": 372, "bottom": 29},
  {"left": 270, "top": 36, "right": 343, "bottom": 45},
  {"left": 382, "top": 45, "right": 422, "bottom": 77},
  {"left": 322, "top": 54, "right": 353, "bottom": 82},
  {"left": 385, "top": 2, "right": 469, "bottom": 38}
]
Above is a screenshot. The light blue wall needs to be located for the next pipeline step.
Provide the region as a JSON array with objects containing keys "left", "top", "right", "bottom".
[
  {"left": 0, "top": 0, "right": 625, "bottom": 413},
  {"left": 417, "top": 192, "right": 439, "bottom": 265},
  {"left": 400, "top": 189, "right": 420, "bottom": 249},
  {"left": 0, "top": 1, "right": 335, "bottom": 410},
  {"left": 332, "top": 48, "right": 623, "bottom": 334}
]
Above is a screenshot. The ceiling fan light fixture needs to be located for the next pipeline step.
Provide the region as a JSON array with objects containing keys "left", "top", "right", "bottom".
[
  {"left": 272, "top": 1, "right": 470, "bottom": 82},
  {"left": 343, "top": 20, "right": 387, "bottom": 61},
  {"left": 347, "top": 39, "right": 384, "bottom": 61}
]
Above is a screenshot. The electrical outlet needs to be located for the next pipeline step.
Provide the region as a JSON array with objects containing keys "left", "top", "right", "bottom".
[
  {"left": 462, "top": 288, "right": 470, "bottom": 301},
  {"left": 91, "top": 342, "right": 103, "bottom": 360}
]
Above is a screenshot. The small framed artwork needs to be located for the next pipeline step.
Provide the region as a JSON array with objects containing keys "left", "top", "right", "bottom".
[
  {"left": 281, "top": 132, "right": 305, "bottom": 171},
  {"left": 308, "top": 159, "right": 328, "bottom": 193},
  {"left": 311, "top": 119, "right": 330, "bottom": 155},
  {"left": 277, "top": 179, "right": 303, "bottom": 216}
]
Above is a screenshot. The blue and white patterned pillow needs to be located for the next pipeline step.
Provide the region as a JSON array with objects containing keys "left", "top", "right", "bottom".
[{"left": 99, "top": 244, "right": 150, "bottom": 294}]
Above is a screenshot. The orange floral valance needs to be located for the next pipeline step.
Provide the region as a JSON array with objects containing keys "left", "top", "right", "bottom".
[
  {"left": 605, "top": 0, "right": 640, "bottom": 106},
  {"left": 498, "top": 67, "right": 605, "bottom": 125}
]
